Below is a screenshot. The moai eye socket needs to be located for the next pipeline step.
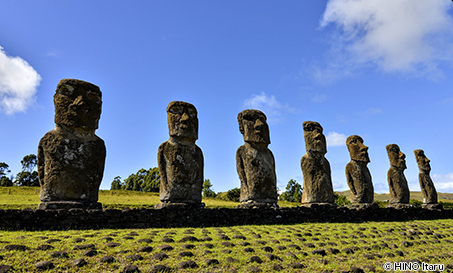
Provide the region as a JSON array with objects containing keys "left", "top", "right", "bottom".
[
  {"left": 188, "top": 108, "right": 197, "bottom": 117},
  {"left": 87, "top": 91, "right": 101, "bottom": 104},
  {"left": 169, "top": 105, "right": 183, "bottom": 115},
  {"left": 57, "top": 86, "right": 74, "bottom": 96}
]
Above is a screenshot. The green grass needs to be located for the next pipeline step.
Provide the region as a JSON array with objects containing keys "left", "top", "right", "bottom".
[
  {"left": 0, "top": 187, "right": 300, "bottom": 209},
  {"left": 0, "top": 219, "right": 452, "bottom": 272}
]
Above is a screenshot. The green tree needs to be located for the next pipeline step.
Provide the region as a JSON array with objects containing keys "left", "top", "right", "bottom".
[
  {"left": 0, "top": 162, "right": 13, "bottom": 187},
  {"left": 21, "top": 154, "right": 37, "bottom": 173},
  {"left": 15, "top": 154, "right": 39, "bottom": 187},
  {"left": 142, "top": 167, "right": 160, "bottom": 192},
  {"left": 110, "top": 176, "right": 123, "bottom": 190},
  {"left": 280, "top": 179, "right": 302, "bottom": 202},
  {"left": 225, "top": 187, "right": 240, "bottom": 202},
  {"left": 122, "top": 167, "right": 161, "bottom": 192},
  {"left": 334, "top": 192, "right": 351, "bottom": 206},
  {"left": 202, "top": 179, "right": 216, "bottom": 198},
  {"left": 410, "top": 199, "right": 422, "bottom": 208}
]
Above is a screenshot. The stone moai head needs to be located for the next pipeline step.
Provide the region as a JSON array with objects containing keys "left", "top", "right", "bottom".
[
  {"left": 54, "top": 79, "right": 102, "bottom": 130},
  {"left": 414, "top": 149, "right": 431, "bottom": 173},
  {"left": 386, "top": 144, "right": 406, "bottom": 170},
  {"left": 346, "top": 135, "right": 370, "bottom": 163},
  {"left": 238, "top": 109, "right": 270, "bottom": 145},
  {"left": 167, "top": 101, "right": 198, "bottom": 141},
  {"left": 303, "top": 121, "right": 326, "bottom": 155}
]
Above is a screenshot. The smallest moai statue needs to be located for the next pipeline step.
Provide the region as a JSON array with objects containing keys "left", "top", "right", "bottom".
[
  {"left": 236, "top": 109, "right": 278, "bottom": 209},
  {"left": 386, "top": 144, "right": 414, "bottom": 209},
  {"left": 345, "top": 135, "right": 376, "bottom": 209},
  {"left": 300, "top": 121, "right": 335, "bottom": 207},
  {"left": 414, "top": 150, "right": 442, "bottom": 210},
  {"left": 155, "top": 101, "right": 204, "bottom": 209},
  {"left": 37, "top": 79, "right": 106, "bottom": 210}
]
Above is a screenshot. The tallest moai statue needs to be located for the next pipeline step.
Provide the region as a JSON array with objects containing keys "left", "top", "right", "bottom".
[
  {"left": 414, "top": 149, "right": 442, "bottom": 210},
  {"left": 38, "top": 79, "right": 106, "bottom": 210},
  {"left": 236, "top": 109, "right": 278, "bottom": 208},
  {"left": 300, "top": 121, "right": 335, "bottom": 206},
  {"left": 156, "top": 101, "right": 204, "bottom": 209}
]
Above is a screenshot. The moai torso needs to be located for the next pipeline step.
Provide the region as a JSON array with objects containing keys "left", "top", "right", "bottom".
[
  {"left": 157, "top": 101, "right": 203, "bottom": 205},
  {"left": 301, "top": 121, "right": 334, "bottom": 204},
  {"left": 158, "top": 140, "right": 203, "bottom": 203},
  {"left": 301, "top": 154, "right": 334, "bottom": 203},
  {"left": 236, "top": 110, "right": 277, "bottom": 204},
  {"left": 237, "top": 143, "right": 277, "bottom": 203},
  {"left": 37, "top": 79, "right": 105, "bottom": 204},
  {"left": 415, "top": 149, "right": 437, "bottom": 204},
  {"left": 387, "top": 144, "right": 410, "bottom": 204},
  {"left": 345, "top": 135, "right": 374, "bottom": 203},
  {"left": 38, "top": 128, "right": 105, "bottom": 202},
  {"left": 419, "top": 173, "right": 437, "bottom": 204}
]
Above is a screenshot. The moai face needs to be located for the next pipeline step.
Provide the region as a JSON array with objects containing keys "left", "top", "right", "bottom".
[
  {"left": 54, "top": 79, "right": 102, "bottom": 130},
  {"left": 386, "top": 144, "right": 406, "bottom": 170},
  {"left": 167, "top": 101, "right": 198, "bottom": 140},
  {"left": 414, "top": 149, "right": 431, "bottom": 173},
  {"left": 303, "top": 121, "right": 327, "bottom": 154},
  {"left": 238, "top": 109, "right": 270, "bottom": 144},
  {"left": 346, "top": 135, "right": 370, "bottom": 163}
]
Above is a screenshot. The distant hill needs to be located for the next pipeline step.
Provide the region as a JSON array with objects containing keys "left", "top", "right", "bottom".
[{"left": 336, "top": 190, "right": 453, "bottom": 202}]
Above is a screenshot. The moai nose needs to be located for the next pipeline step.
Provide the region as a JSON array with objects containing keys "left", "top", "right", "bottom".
[
  {"left": 255, "top": 119, "right": 264, "bottom": 129},
  {"left": 181, "top": 112, "right": 190, "bottom": 122}
]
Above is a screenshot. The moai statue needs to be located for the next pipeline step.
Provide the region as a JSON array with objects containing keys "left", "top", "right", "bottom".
[
  {"left": 386, "top": 144, "right": 413, "bottom": 209},
  {"left": 236, "top": 109, "right": 278, "bottom": 208},
  {"left": 414, "top": 150, "right": 442, "bottom": 210},
  {"left": 300, "top": 121, "right": 335, "bottom": 206},
  {"left": 156, "top": 101, "right": 204, "bottom": 209},
  {"left": 37, "top": 79, "right": 106, "bottom": 210},
  {"left": 345, "top": 135, "right": 375, "bottom": 207}
]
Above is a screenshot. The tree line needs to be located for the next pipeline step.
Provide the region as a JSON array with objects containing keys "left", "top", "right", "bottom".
[
  {"left": 109, "top": 168, "right": 304, "bottom": 204},
  {"left": 0, "top": 154, "right": 39, "bottom": 187}
]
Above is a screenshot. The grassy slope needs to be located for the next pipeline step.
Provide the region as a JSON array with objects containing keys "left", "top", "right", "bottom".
[{"left": 1, "top": 187, "right": 452, "bottom": 210}]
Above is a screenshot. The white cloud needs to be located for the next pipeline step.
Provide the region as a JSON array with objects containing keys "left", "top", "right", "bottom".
[
  {"left": 0, "top": 46, "right": 41, "bottom": 114},
  {"left": 326, "top": 131, "right": 346, "bottom": 147},
  {"left": 243, "top": 92, "right": 296, "bottom": 124},
  {"left": 432, "top": 173, "right": 453, "bottom": 192},
  {"left": 361, "top": 107, "right": 383, "bottom": 117},
  {"left": 311, "top": 93, "right": 328, "bottom": 103},
  {"left": 320, "top": 0, "right": 453, "bottom": 78}
]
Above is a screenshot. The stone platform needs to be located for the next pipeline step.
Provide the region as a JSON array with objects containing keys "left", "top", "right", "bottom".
[{"left": 0, "top": 206, "right": 451, "bottom": 231}]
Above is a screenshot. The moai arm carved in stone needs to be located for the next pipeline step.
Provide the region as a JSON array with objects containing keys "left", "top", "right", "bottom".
[
  {"left": 156, "top": 101, "right": 204, "bottom": 209},
  {"left": 37, "top": 79, "right": 106, "bottom": 210},
  {"left": 300, "top": 121, "right": 335, "bottom": 205},
  {"left": 386, "top": 144, "right": 410, "bottom": 205},
  {"left": 414, "top": 150, "right": 438, "bottom": 204},
  {"left": 236, "top": 109, "right": 278, "bottom": 208},
  {"left": 345, "top": 135, "right": 374, "bottom": 204}
]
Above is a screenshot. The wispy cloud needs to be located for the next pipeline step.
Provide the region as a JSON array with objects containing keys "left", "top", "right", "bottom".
[
  {"left": 440, "top": 97, "right": 453, "bottom": 105},
  {"left": 318, "top": 0, "right": 453, "bottom": 80},
  {"left": 311, "top": 93, "right": 328, "bottom": 103},
  {"left": 326, "top": 131, "right": 346, "bottom": 147},
  {"left": 432, "top": 173, "right": 453, "bottom": 192},
  {"left": 243, "top": 92, "right": 297, "bottom": 124},
  {"left": 45, "top": 50, "right": 60, "bottom": 58},
  {"left": 361, "top": 107, "right": 383, "bottom": 117},
  {"left": 0, "top": 46, "right": 41, "bottom": 114}
]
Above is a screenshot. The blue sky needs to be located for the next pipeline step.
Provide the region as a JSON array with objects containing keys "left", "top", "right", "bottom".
[{"left": 1, "top": 0, "right": 453, "bottom": 194}]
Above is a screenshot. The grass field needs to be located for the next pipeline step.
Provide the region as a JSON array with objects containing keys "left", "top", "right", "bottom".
[
  {"left": 0, "top": 187, "right": 300, "bottom": 210},
  {"left": 0, "top": 219, "right": 452, "bottom": 272},
  {"left": 1, "top": 187, "right": 453, "bottom": 210},
  {"left": 1, "top": 187, "right": 453, "bottom": 272}
]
